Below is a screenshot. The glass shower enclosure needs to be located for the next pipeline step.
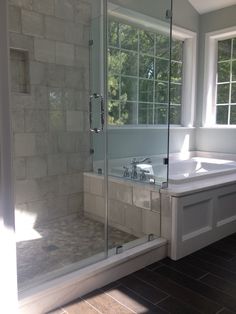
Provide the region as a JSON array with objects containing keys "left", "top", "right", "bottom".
[{"left": 8, "top": 0, "right": 172, "bottom": 293}]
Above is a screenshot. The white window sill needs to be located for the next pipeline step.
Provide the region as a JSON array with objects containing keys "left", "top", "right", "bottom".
[
  {"left": 107, "top": 126, "right": 196, "bottom": 130},
  {"left": 199, "top": 126, "right": 236, "bottom": 129}
]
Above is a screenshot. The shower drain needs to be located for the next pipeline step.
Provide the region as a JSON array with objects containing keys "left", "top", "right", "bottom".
[{"left": 42, "top": 244, "right": 59, "bottom": 252}]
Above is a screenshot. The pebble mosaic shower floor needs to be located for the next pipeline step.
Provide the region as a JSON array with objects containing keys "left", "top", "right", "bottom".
[{"left": 16, "top": 214, "right": 136, "bottom": 290}]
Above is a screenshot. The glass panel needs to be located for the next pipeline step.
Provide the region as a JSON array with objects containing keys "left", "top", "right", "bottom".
[
  {"left": 138, "top": 103, "right": 154, "bottom": 124},
  {"left": 139, "top": 54, "right": 155, "bottom": 79},
  {"left": 120, "top": 23, "right": 138, "bottom": 50},
  {"left": 171, "top": 83, "right": 182, "bottom": 104},
  {"left": 121, "top": 77, "right": 138, "bottom": 101},
  {"left": 108, "top": 75, "right": 119, "bottom": 100},
  {"left": 120, "top": 50, "right": 138, "bottom": 76},
  {"left": 230, "top": 105, "right": 236, "bottom": 124},
  {"left": 108, "top": 48, "right": 121, "bottom": 73},
  {"left": 233, "top": 38, "right": 236, "bottom": 59},
  {"left": 11, "top": 0, "right": 107, "bottom": 291},
  {"left": 171, "top": 61, "right": 182, "bottom": 83},
  {"left": 216, "top": 105, "right": 229, "bottom": 124},
  {"left": 232, "top": 61, "right": 236, "bottom": 82},
  {"left": 107, "top": 0, "right": 171, "bottom": 256},
  {"left": 172, "top": 40, "right": 183, "bottom": 61},
  {"left": 156, "top": 34, "right": 169, "bottom": 58},
  {"left": 139, "top": 79, "right": 154, "bottom": 102},
  {"left": 140, "top": 30, "right": 155, "bottom": 55},
  {"left": 155, "top": 104, "right": 168, "bottom": 124},
  {"left": 108, "top": 20, "right": 119, "bottom": 47},
  {"left": 232, "top": 83, "right": 236, "bottom": 103},
  {"left": 218, "top": 39, "right": 232, "bottom": 61},
  {"left": 170, "top": 105, "right": 181, "bottom": 124},
  {"left": 218, "top": 62, "right": 231, "bottom": 82},
  {"left": 155, "top": 81, "right": 168, "bottom": 103},
  {"left": 217, "top": 84, "right": 230, "bottom": 103},
  {"left": 156, "top": 58, "right": 169, "bottom": 81}
]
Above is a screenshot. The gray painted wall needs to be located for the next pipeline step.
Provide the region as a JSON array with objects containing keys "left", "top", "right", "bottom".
[{"left": 196, "top": 5, "right": 236, "bottom": 154}]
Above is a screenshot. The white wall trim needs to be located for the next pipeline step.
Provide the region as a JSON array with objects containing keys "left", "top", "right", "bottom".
[
  {"left": 202, "top": 26, "right": 236, "bottom": 127},
  {"left": 108, "top": 3, "right": 197, "bottom": 128}
]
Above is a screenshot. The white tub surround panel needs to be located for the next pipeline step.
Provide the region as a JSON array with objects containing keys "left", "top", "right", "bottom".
[{"left": 161, "top": 182, "right": 236, "bottom": 260}]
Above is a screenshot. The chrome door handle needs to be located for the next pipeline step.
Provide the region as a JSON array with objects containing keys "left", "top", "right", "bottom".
[{"left": 89, "top": 93, "right": 104, "bottom": 133}]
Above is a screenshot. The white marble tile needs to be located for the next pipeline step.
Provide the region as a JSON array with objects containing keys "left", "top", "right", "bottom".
[
  {"left": 14, "top": 133, "right": 36, "bottom": 157},
  {"left": 45, "top": 16, "right": 65, "bottom": 41},
  {"left": 22, "top": 10, "right": 44, "bottom": 37},
  {"left": 47, "top": 154, "right": 67, "bottom": 176},
  {"left": 35, "top": 38, "right": 56, "bottom": 63},
  {"left": 8, "top": 5, "right": 21, "bottom": 33},
  {"left": 56, "top": 42, "right": 74, "bottom": 66},
  {"left": 26, "top": 156, "right": 47, "bottom": 179},
  {"left": 142, "top": 209, "right": 160, "bottom": 236},
  {"left": 32, "top": 0, "right": 54, "bottom": 15}
]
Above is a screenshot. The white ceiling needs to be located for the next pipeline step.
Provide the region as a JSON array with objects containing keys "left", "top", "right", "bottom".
[{"left": 188, "top": 0, "right": 236, "bottom": 14}]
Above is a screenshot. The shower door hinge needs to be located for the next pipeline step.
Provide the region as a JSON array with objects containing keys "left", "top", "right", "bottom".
[
  {"left": 89, "top": 39, "right": 94, "bottom": 47},
  {"left": 166, "top": 9, "right": 172, "bottom": 19},
  {"left": 163, "top": 157, "right": 169, "bottom": 165}
]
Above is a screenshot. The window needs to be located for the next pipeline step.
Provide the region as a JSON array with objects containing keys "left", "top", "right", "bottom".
[
  {"left": 216, "top": 38, "right": 236, "bottom": 125},
  {"left": 108, "top": 19, "right": 184, "bottom": 126},
  {"left": 203, "top": 27, "right": 236, "bottom": 127}
]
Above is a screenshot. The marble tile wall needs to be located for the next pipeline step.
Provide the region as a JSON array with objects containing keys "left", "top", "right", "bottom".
[
  {"left": 84, "top": 173, "right": 161, "bottom": 238},
  {"left": 8, "top": 0, "right": 92, "bottom": 226}
]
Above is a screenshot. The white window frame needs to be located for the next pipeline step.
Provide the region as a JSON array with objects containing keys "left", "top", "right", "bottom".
[
  {"left": 202, "top": 26, "right": 236, "bottom": 127},
  {"left": 108, "top": 3, "right": 197, "bottom": 128}
]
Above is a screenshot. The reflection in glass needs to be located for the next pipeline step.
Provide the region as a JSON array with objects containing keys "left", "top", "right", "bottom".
[{"left": 216, "top": 105, "right": 228, "bottom": 124}]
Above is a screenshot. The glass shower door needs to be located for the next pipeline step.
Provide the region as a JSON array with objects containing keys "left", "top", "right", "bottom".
[
  {"left": 106, "top": 0, "right": 172, "bottom": 253},
  {"left": 9, "top": 0, "right": 108, "bottom": 292}
]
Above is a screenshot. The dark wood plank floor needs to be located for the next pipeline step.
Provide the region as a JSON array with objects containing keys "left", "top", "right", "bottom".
[{"left": 49, "top": 233, "right": 236, "bottom": 314}]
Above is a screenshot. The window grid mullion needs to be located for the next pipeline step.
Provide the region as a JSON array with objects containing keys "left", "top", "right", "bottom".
[
  {"left": 136, "top": 29, "right": 140, "bottom": 125},
  {"left": 228, "top": 38, "right": 234, "bottom": 124}
]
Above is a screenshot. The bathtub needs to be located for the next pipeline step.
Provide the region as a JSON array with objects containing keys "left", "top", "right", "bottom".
[
  {"left": 94, "top": 155, "right": 236, "bottom": 185},
  {"left": 168, "top": 157, "right": 236, "bottom": 184}
]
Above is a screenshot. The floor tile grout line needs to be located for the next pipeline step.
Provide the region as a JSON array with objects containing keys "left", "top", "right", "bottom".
[
  {"left": 216, "top": 307, "right": 229, "bottom": 314},
  {"left": 103, "top": 289, "right": 138, "bottom": 313},
  {"left": 81, "top": 297, "right": 104, "bottom": 314},
  {"left": 130, "top": 272, "right": 172, "bottom": 297},
  {"left": 116, "top": 282, "right": 170, "bottom": 306},
  {"left": 154, "top": 295, "right": 170, "bottom": 305},
  {"left": 153, "top": 268, "right": 236, "bottom": 311},
  {"left": 189, "top": 254, "right": 236, "bottom": 275},
  {"left": 197, "top": 272, "right": 210, "bottom": 281},
  {"left": 133, "top": 270, "right": 224, "bottom": 310}
]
